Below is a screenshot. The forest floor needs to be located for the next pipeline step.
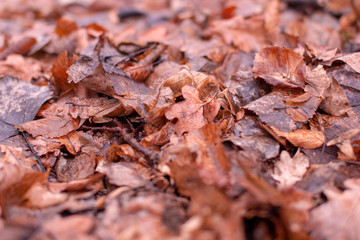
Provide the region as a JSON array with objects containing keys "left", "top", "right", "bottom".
[{"left": 1, "top": 0, "right": 360, "bottom": 239}]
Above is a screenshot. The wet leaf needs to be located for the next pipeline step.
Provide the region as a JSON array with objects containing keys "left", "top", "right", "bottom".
[{"left": 0, "top": 76, "right": 52, "bottom": 142}]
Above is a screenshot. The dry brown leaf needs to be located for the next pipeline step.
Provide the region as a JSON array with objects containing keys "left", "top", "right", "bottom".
[
  {"left": 55, "top": 152, "right": 96, "bottom": 182},
  {"left": 327, "top": 128, "right": 360, "bottom": 160},
  {"left": 308, "top": 178, "right": 360, "bottom": 240},
  {"left": 17, "top": 116, "right": 81, "bottom": 138},
  {"left": 245, "top": 92, "right": 297, "bottom": 132},
  {"left": 210, "top": 15, "right": 268, "bottom": 53},
  {"left": 329, "top": 64, "right": 360, "bottom": 118},
  {"left": 304, "top": 65, "right": 332, "bottom": 98},
  {"left": 0, "top": 37, "right": 36, "bottom": 60},
  {"left": 0, "top": 54, "right": 44, "bottom": 82},
  {"left": 165, "top": 85, "right": 208, "bottom": 134},
  {"left": 22, "top": 182, "right": 67, "bottom": 208},
  {"left": 285, "top": 93, "right": 322, "bottom": 123},
  {"left": 253, "top": 46, "right": 305, "bottom": 89},
  {"left": 69, "top": 97, "right": 124, "bottom": 122},
  {"left": 57, "top": 131, "right": 105, "bottom": 155},
  {"left": 67, "top": 37, "right": 150, "bottom": 98},
  {"left": 333, "top": 52, "right": 360, "bottom": 73},
  {"left": 55, "top": 16, "right": 78, "bottom": 36},
  {"left": 320, "top": 77, "right": 355, "bottom": 117},
  {"left": 97, "top": 162, "right": 147, "bottom": 188},
  {"left": 0, "top": 144, "right": 37, "bottom": 168},
  {"left": 141, "top": 122, "right": 176, "bottom": 147},
  {"left": 41, "top": 215, "right": 95, "bottom": 240},
  {"left": 271, "top": 149, "right": 310, "bottom": 188},
  {"left": 0, "top": 166, "right": 48, "bottom": 215},
  {"left": 271, "top": 127, "right": 325, "bottom": 149},
  {"left": 226, "top": 136, "right": 280, "bottom": 161},
  {"left": 51, "top": 50, "right": 76, "bottom": 93}
]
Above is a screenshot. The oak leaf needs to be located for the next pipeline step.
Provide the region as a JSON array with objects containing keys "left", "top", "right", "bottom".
[{"left": 271, "top": 149, "right": 310, "bottom": 188}]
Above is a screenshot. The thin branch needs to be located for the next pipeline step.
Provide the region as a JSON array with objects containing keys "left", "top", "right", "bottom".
[
  {"left": 113, "top": 119, "right": 159, "bottom": 166},
  {"left": 82, "top": 122, "right": 159, "bottom": 166},
  {"left": 19, "top": 130, "right": 46, "bottom": 172}
]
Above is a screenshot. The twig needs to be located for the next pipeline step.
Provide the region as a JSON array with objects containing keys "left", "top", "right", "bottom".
[
  {"left": 81, "top": 125, "right": 118, "bottom": 132},
  {"left": 82, "top": 122, "right": 159, "bottom": 166},
  {"left": 19, "top": 130, "right": 46, "bottom": 172},
  {"left": 111, "top": 44, "right": 157, "bottom": 66},
  {"left": 113, "top": 119, "right": 159, "bottom": 166}
]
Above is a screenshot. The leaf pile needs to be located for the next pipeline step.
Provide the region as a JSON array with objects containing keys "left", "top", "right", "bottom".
[{"left": 1, "top": 0, "right": 360, "bottom": 239}]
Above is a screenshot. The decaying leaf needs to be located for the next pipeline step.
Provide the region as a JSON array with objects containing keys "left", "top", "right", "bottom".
[
  {"left": 22, "top": 182, "right": 67, "bottom": 208},
  {"left": 226, "top": 135, "right": 280, "bottom": 161},
  {"left": 245, "top": 92, "right": 297, "bottom": 132},
  {"left": 320, "top": 77, "right": 355, "bottom": 117}
]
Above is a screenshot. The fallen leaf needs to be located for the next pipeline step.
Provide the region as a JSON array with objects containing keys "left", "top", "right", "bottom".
[
  {"left": 253, "top": 46, "right": 305, "bottom": 89},
  {"left": 67, "top": 36, "right": 150, "bottom": 98},
  {"left": 97, "top": 162, "right": 147, "bottom": 188},
  {"left": 327, "top": 128, "right": 360, "bottom": 160},
  {"left": 308, "top": 178, "right": 360, "bottom": 240},
  {"left": 0, "top": 76, "right": 52, "bottom": 142},
  {"left": 22, "top": 182, "right": 67, "bottom": 208},
  {"left": 165, "top": 85, "right": 208, "bottom": 134},
  {"left": 319, "top": 77, "right": 355, "bottom": 117},
  {"left": 271, "top": 149, "right": 310, "bottom": 188},
  {"left": 226, "top": 136, "right": 280, "bottom": 161},
  {"left": 55, "top": 152, "right": 96, "bottom": 182},
  {"left": 51, "top": 50, "right": 76, "bottom": 93},
  {"left": 17, "top": 116, "right": 81, "bottom": 138},
  {"left": 332, "top": 52, "right": 360, "bottom": 73},
  {"left": 245, "top": 92, "right": 297, "bottom": 132},
  {"left": 0, "top": 37, "right": 36, "bottom": 60},
  {"left": 41, "top": 215, "right": 95, "bottom": 240},
  {"left": 271, "top": 127, "right": 325, "bottom": 149},
  {"left": 329, "top": 64, "right": 360, "bottom": 118}
]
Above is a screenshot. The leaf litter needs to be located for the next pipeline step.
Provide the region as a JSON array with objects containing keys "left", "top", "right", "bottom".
[{"left": 1, "top": 0, "right": 360, "bottom": 239}]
